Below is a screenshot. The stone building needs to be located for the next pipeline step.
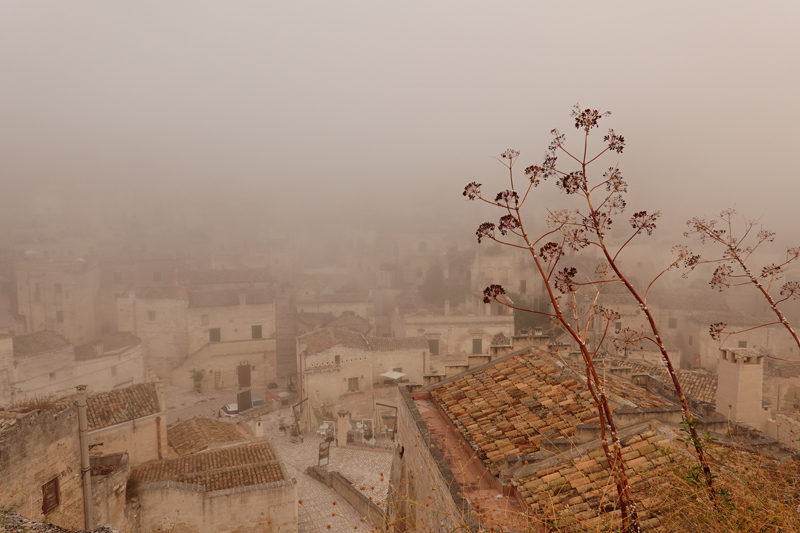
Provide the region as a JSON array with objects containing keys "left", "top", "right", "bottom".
[
  {"left": 296, "top": 328, "right": 428, "bottom": 414},
  {"left": 14, "top": 259, "right": 102, "bottom": 345},
  {"left": 0, "top": 400, "right": 85, "bottom": 530},
  {"left": 129, "top": 441, "right": 298, "bottom": 533},
  {"left": 392, "top": 306, "right": 514, "bottom": 363},
  {"left": 117, "top": 284, "right": 277, "bottom": 389},
  {"left": 0, "top": 330, "right": 144, "bottom": 405},
  {"left": 86, "top": 380, "right": 167, "bottom": 466}
]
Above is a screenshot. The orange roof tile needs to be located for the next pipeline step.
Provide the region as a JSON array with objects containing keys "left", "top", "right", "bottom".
[{"left": 130, "top": 441, "right": 283, "bottom": 491}]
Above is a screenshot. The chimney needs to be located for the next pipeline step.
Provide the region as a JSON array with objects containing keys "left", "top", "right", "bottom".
[
  {"left": 716, "top": 348, "right": 768, "bottom": 431},
  {"left": 444, "top": 300, "right": 450, "bottom": 316},
  {"left": 76, "top": 385, "right": 94, "bottom": 530}
]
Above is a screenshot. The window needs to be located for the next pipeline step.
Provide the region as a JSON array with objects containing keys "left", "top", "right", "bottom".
[
  {"left": 42, "top": 477, "right": 59, "bottom": 515},
  {"left": 148, "top": 311, "right": 156, "bottom": 321},
  {"left": 615, "top": 321, "right": 622, "bottom": 331},
  {"left": 111, "top": 366, "right": 117, "bottom": 377},
  {"left": 200, "top": 314, "right": 209, "bottom": 326},
  {"left": 689, "top": 335, "right": 693, "bottom": 346},
  {"left": 738, "top": 340, "right": 748, "bottom": 348},
  {"left": 393, "top": 367, "right": 403, "bottom": 373},
  {"left": 54, "top": 283, "right": 62, "bottom": 293},
  {"left": 428, "top": 339, "right": 439, "bottom": 356},
  {"left": 49, "top": 372, "right": 56, "bottom": 381},
  {"left": 668, "top": 318, "right": 678, "bottom": 329},
  {"left": 348, "top": 377, "right": 359, "bottom": 391},
  {"left": 113, "top": 272, "right": 122, "bottom": 283},
  {"left": 251, "top": 325, "right": 262, "bottom": 339},
  {"left": 472, "top": 338, "right": 483, "bottom": 354},
  {"left": 209, "top": 328, "right": 221, "bottom": 342},
  {"left": 153, "top": 271, "right": 161, "bottom": 282},
  {"left": 34, "top": 282, "right": 41, "bottom": 302},
  {"left": 335, "top": 354, "right": 341, "bottom": 364},
  {"left": 519, "top": 279, "right": 527, "bottom": 294},
  {"left": 56, "top": 311, "right": 64, "bottom": 323}
]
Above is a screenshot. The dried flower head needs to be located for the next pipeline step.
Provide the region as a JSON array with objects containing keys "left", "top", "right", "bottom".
[
  {"left": 498, "top": 214, "right": 520, "bottom": 236},
  {"left": 571, "top": 104, "right": 610, "bottom": 131},
  {"left": 483, "top": 284, "right": 506, "bottom": 304},
  {"left": 709, "top": 322, "right": 727, "bottom": 341},
  {"left": 604, "top": 129, "right": 625, "bottom": 153},
  {"left": 463, "top": 181, "right": 482, "bottom": 200},
  {"left": 476, "top": 222, "right": 495, "bottom": 243},
  {"left": 554, "top": 267, "right": 579, "bottom": 294},
  {"left": 630, "top": 210, "right": 660, "bottom": 236}
]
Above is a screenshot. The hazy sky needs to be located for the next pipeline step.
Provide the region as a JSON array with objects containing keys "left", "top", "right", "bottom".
[{"left": 2, "top": 2, "right": 800, "bottom": 238}]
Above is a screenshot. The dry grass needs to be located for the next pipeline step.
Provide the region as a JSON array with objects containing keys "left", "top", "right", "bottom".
[{"left": 4, "top": 394, "right": 63, "bottom": 413}]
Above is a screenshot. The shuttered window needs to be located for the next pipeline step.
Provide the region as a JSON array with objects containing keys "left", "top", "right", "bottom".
[{"left": 42, "top": 477, "right": 59, "bottom": 515}]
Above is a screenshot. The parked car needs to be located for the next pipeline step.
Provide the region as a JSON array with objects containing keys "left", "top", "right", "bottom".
[{"left": 219, "top": 398, "right": 265, "bottom": 419}]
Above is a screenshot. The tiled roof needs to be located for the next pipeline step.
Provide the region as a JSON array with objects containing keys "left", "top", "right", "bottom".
[
  {"left": 86, "top": 382, "right": 162, "bottom": 431},
  {"left": 183, "top": 268, "right": 271, "bottom": 286},
  {"left": 326, "top": 313, "right": 372, "bottom": 335},
  {"left": 599, "top": 357, "right": 717, "bottom": 404},
  {"left": 13, "top": 331, "right": 71, "bottom": 358},
  {"left": 129, "top": 285, "right": 188, "bottom": 300},
  {"left": 188, "top": 288, "right": 273, "bottom": 308},
  {"left": 298, "top": 292, "right": 370, "bottom": 304},
  {"left": 130, "top": 441, "right": 283, "bottom": 491},
  {"left": 75, "top": 332, "right": 140, "bottom": 360},
  {"left": 686, "top": 310, "right": 765, "bottom": 326},
  {"left": 429, "top": 350, "right": 672, "bottom": 475},
  {"left": 297, "top": 312, "right": 335, "bottom": 328},
  {"left": 300, "top": 327, "right": 368, "bottom": 355},
  {"left": 368, "top": 337, "right": 429, "bottom": 351},
  {"left": 167, "top": 417, "right": 250, "bottom": 456},
  {"left": 511, "top": 425, "right": 672, "bottom": 530}
]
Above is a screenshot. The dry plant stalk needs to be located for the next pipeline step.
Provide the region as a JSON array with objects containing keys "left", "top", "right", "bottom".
[
  {"left": 464, "top": 106, "right": 715, "bottom": 530},
  {"left": 686, "top": 209, "right": 800, "bottom": 351}
]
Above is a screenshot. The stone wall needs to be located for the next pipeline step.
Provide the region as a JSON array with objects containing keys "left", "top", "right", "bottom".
[
  {"left": 186, "top": 301, "right": 276, "bottom": 354},
  {"left": 137, "top": 478, "right": 298, "bottom": 533},
  {"left": 89, "top": 414, "right": 166, "bottom": 466},
  {"left": 90, "top": 453, "right": 130, "bottom": 530},
  {"left": 398, "top": 314, "right": 514, "bottom": 359},
  {"left": 0, "top": 406, "right": 85, "bottom": 530},
  {"left": 306, "top": 466, "right": 385, "bottom": 529},
  {"left": 386, "top": 387, "right": 477, "bottom": 532},
  {"left": 15, "top": 261, "right": 102, "bottom": 346},
  {"left": 117, "top": 294, "right": 189, "bottom": 380},
  {"left": 170, "top": 337, "right": 277, "bottom": 391}
]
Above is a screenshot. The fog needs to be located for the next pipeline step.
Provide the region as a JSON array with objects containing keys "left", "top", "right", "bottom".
[{"left": 0, "top": 1, "right": 798, "bottom": 253}]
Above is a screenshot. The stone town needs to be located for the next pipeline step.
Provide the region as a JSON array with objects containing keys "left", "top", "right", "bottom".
[{"left": 3, "top": 196, "right": 800, "bottom": 533}]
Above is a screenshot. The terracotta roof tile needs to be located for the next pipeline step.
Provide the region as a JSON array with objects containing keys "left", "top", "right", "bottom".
[
  {"left": 326, "top": 313, "right": 373, "bottom": 335},
  {"left": 188, "top": 288, "right": 273, "bottom": 308},
  {"left": 129, "top": 285, "right": 188, "bottom": 300},
  {"left": 12, "top": 331, "right": 71, "bottom": 358},
  {"left": 300, "top": 327, "right": 368, "bottom": 355},
  {"left": 75, "top": 332, "right": 140, "bottom": 360},
  {"left": 130, "top": 441, "right": 283, "bottom": 491},
  {"left": 183, "top": 268, "right": 271, "bottom": 286},
  {"left": 368, "top": 337, "right": 428, "bottom": 351},
  {"left": 298, "top": 292, "right": 369, "bottom": 304},
  {"left": 167, "top": 417, "right": 250, "bottom": 456},
  {"left": 512, "top": 426, "right": 672, "bottom": 530},
  {"left": 599, "top": 357, "right": 717, "bottom": 404},
  {"left": 429, "top": 350, "right": 671, "bottom": 476},
  {"left": 86, "top": 382, "right": 162, "bottom": 431}
]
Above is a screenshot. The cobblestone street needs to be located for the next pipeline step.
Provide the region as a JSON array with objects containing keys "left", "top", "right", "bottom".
[
  {"left": 261, "top": 407, "right": 394, "bottom": 533},
  {"left": 162, "top": 386, "right": 394, "bottom": 532}
]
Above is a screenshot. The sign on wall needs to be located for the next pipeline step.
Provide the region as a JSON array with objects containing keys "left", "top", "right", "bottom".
[{"left": 318, "top": 441, "right": 330, "bottom": 467}]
